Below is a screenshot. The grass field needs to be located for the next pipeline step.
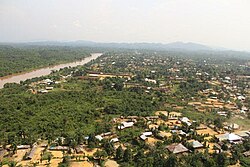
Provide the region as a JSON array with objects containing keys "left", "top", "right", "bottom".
[{"left": 228, "top": 117, "right": 250, "bottom": 130}]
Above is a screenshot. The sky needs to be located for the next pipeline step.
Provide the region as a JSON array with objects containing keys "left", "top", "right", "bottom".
[{"left": 0, "top": 0, "right": 250, "bottom": 51}]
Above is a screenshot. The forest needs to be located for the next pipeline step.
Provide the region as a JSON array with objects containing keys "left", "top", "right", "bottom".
[{"left": 0, "top": 46, "right": 92, "bottom": 77}]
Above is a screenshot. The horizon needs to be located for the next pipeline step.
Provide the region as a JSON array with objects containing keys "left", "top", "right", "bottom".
[{"left": 1, "top": 0, "right": 250, "bottom": 51}]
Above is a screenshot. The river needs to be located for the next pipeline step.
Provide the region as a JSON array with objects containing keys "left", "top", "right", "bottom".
[{"left": 0, "top": 53, "right": 102, "bottom": 88}]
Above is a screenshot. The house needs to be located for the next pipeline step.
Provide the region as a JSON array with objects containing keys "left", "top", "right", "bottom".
[
  {"left": 180, "top": 117, "right": 192, "bottom": 126},
  {"left": 145, "top": 78, "right": 157, "bottom": 84},
  {"left": 216, "top": 133, "right": 242, "bottom": 143},
  {"left": 196, "top": 124, "right": 207, "bottom": 130},
  {"left": 43, "top": 79, "right": 54, "bottom": 84},
  {"left": 26, "top": 145, "right": 37, "bottom": 160},
  {"left": 45, "top": 87, "right": 53, "bottom": 90},
  {"left": 41, "top": 143, "right": 48, "bottom": 148},
  {"left": 159, "top": 131, "right": 172, "bottom": 138},
  {"left": 49, "top": 146, "right": 69, "bottom": 151},
  {"left": 110, "top": 138, "right": 119, "bottom": 143},
  {"left": 235, "top": 131, "right": 249, "bottom": 138},
  {"left": 166, "top": 143, "right": 189, "bottom": 154},
  {"left": 169, "top": 112, "right": 182, "bottom": 118},
  {"left": 17, "top": 145, "right": 30, "bottom": 149},
  {"left": 101, "top": 132, "right": 112, "bottom": 137},
  {"left": 140, "top": 132, "right": 153, "bottom": 141},
  {"left": 146, "top": 116, "right": 159, "bottom": 121},
  {"left": 148, "top": 124, "right": 159, "bottom": 130},
  {"left": 189, "top": 140, "right": 203, "bottom": 149},
  {"left": 228, "top": 123, "right": 240, "bottom": 130},
  {"left": 38, "top": 89, "right": 48, "bottom": 94},
  {"left": 118, "top": 122, "right": 134, "bottom": 130},
  {"left": 75, "top": 145, "right": 84, "bottom": 154},
  {"left": 243, "top": 151, "right": 250, "bottom": 157},
  {"left": 95, "top": 135, "right": 103, "bottom": 141}
]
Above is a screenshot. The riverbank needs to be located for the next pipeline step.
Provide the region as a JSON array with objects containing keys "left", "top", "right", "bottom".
[{"left": 0, "top": 53, "right": 102, "bottom": 88}]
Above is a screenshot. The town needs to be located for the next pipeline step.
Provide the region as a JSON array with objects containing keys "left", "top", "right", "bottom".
[{"left": 0, "top": 50, "right": 250, "bottom": 167}]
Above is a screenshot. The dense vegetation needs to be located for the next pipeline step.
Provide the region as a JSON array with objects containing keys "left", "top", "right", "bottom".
[
  {"left": 0, "top": 79, "right": 157, "bottom": 146},
  {"left": 0, "top": 46, "right": 91, "bottom": 77}
]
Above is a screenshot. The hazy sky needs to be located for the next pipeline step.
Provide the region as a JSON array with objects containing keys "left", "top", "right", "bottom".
[{"left": 0, "top": 0, "right": 250, "bottom": 50}]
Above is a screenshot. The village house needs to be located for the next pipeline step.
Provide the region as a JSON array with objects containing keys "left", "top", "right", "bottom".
[
  {"left": 188, "top": 140, "right": 204, "bottom": 150},
  {"left": 145, "top": 78, "right": 157, "bottom": 84},
  {"left": 17, "top": 145, "right": 31, "bottom": 149},
  {"left": 166, "top": 143, "right": 189, "bottom": 154},
  {"left": 140, "top": 132, "right": 153, "bottom": 141},
  {"left": 45, "top": 86, "right": 53, "bottom": 90},
  {"left": 180, "top": 117, "right": 192, "bottom": 126},
  {"left": 75, "top": 145, "right": 84, "bottom": 154},
  {"left": 243, "top": 151, "right": 250, "bottom": 157},
  {"left": 49, "top": 146, "right": 69, "bottom": 151},
  {"left": 26, "top": 145, "right": 37, "bottom": 160},
  {"left": 110, "top": 138, "right": 119, "bottom": 143},
  {"left": 234, "top": 131, "right": 250, "bottom": 139},
  {"left": 216, "top": 133, "right": 242, "bottom": 143},
  {"left": 95, "top": 135, "right": 103, "bottom": 141},
  {"left": 118, "top": 121, "right": 134, "bottom": 130}
]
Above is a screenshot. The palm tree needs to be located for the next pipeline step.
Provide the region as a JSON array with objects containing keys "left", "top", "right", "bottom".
[{"left": 8, "top": 161, "right": 17, "bottom": 167}]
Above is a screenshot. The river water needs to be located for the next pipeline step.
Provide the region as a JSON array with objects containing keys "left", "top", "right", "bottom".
[{"left": 0, "top": 53, "right": 102, "bottom": 88}]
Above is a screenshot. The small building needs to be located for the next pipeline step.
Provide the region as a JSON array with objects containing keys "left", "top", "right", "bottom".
[
  {"left": 45, "top": 87, "right": 53, "bottom": 90},
  {"left": 118, "top": 122, "right": 134, "bottom": 130},
  {"left": 140, "top": 132, "right": 153, "bottom": 141},
  {"left": 42, "top": 79, "right": 54, "bottom": 85},
  {"left": 243, "top": 151, "right": 250, "bottom": 157},
  {"left": 196, "top": 124, "right": 207, "bottom": 130},
  {"left": 110, "top": 138, "right": 119, "bottom": 143},
  {"left": 101, "top": 132, "right": 112, "bottom": 137},
  {"left": 95, "top": 135, "right": 103, "bottom": 141},
  {"left": 49, "top": 146, "right": 69, "bottom": 151},
  {"left": 166, "top": 143, "right": 189, "bottom": 154},
  {"left": 159, "top": 131, "right": 172, "bottom": 138},
  {"left": 75, "top": 145, "right": 84, "bottom": 154},
  {"left": 180, "top": 117, "right": 192, "bottom": 126},
  {"left": 146, "top": 116, "right": 159, "bottom": 121},
  {"left": 235, "top": 131, "right": 249, "bottom": 138},
  {"left": 189, "top": 140, "right": 203, "bottom": 149},
  {"left": 17, "top": 145, "right": 30, "bottom": 149},
  {"left": 26, "top": 145, "right": 37, "bottom": 160},
  {"left": 216, "top": 133, "right": 242, "bottom": 143},
  {"left": 145, "top": 78, "right": 157, "bottom": 84},
  {"left": 38, "top": 89, "right": 48, "bottom": 94},
  {"left": 228, "top": 123, "right": 240, "bottom": 130}
]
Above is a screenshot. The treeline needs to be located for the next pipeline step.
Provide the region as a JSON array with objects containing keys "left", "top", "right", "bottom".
[{"left": 0, "top": 46, "right": 91, "bottom": 77}]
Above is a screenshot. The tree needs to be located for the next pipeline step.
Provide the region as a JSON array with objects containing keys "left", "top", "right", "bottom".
[
  {"left": 88, "top": 133, "right": 98, "bottom": 148},
  {"left": 214, "top": 117, "right": 223, "bottom": 129},
  {"left": 8, "top": 161, "right": 17, "bottom": 167},
  {"left": 94, "top": 150, "right": 108, "bottom": 165},
  {"left": 48, "top": 154, "right": 52, "bottom": 164},
  {"left": 103, "top": 140, "right": 115, "bottom": 156},
  {"left": 165, "top": 154, "right": 178, "bottom": 167},
  {"left": 214, "top": 152, "right": 229, "bottom": 167},
  {"left": 115, "top": 146, "right": 124, "bottom": 160},
  {"left": 58, "top": 156, "right": 70, "bottom": 167},
  {"left": 123, "top": 148, "right": 133, "bottom": 162}
]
